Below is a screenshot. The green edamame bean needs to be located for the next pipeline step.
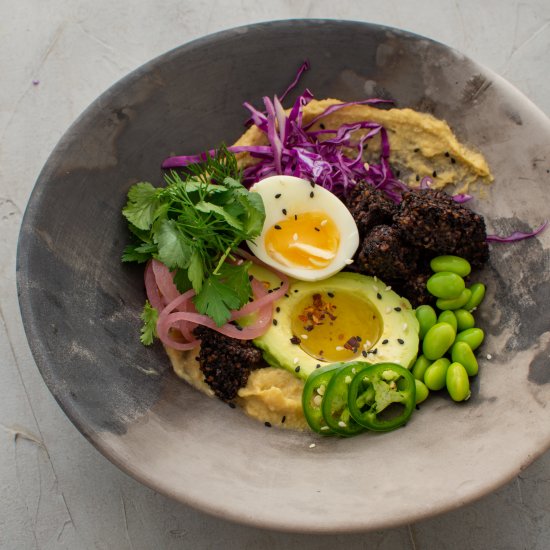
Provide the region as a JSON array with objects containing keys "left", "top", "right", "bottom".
[
  {"left": 416, "top": 305, "right": 437, "bottom": 339},
  {"left": 454, "top": 309, "right": 475, "bottom": 331},
  {"left": 464, "top": 283, "right": 486, "bottom": 312},
  {"left": 436, "top": 288, "right": 472, "bottom": 311},
  {"left": 422, "top": 322, "right": 456, "bottom": 360},
  {"left": 412, "top": 355, "right": 432, "bottom": 381},
  {"left": 430, "top": 255, "right": 471, "bottom": 277},
  {"left": 415, "top": 379, "right": 430, "bottom": 404},
  {"left": 438, "top": 310, "right": 457, "bottom": 332},
  {"left": 424, "top": 358, "right": 451, "bottom": 390},
  {"left": 446, "top": 362, "right": 471, "bottom": 402},
  {"left": 426, "top": 272, "right": 465, "bottom": 299},
  {"left": 451, "top": 341, "right": 479, "bottom": 376},
  {"left": 455, "top": 327, "right": 485, "bottom": 351}
]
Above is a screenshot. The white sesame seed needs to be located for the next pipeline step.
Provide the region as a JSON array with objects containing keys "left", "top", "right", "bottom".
[
  {"left": 344, "top": 375, "right": 352, "bottom": 384},
  {"left": 345, "top": 259, "right": 354, "bottom": 265},
  {"left": 309, "top": 443, "right": 316, "bottom": 449},
  {"left": 385, "top": 285, "right": 392, "bottom": 291},
  {"left": 402, "top": 323, "right": 408, "bottom": 331},
  {"left": 486, "top": 354, "right": 492, "bottom": 360},
  {"left": 386, "top": 307, "right": 392, "bottom": 314},
  {"left": 365, "top": 340, "right": 372, "bottom": 348},
  {"left": 321, "top": 426, "right": 330, "bottom": 431},
  {"left": 320, "top": 219, "right": 328, "bottom": 226},
  {"left": 293, "top": 233, "right": 299, "bottom": 241},
  {"left": 301, "top": 334, "right": 309, "bottom": 340},
  {"left": 372, "top": 285, "right": 378, "bottom": 291},
  {"left": 336, "top": 346, "right": 344, "bottom": 351},
  {"left": 338, "top": 421, "right": 347, "bottom": 428},
  {"left": 293, "top": 357, "right": 299, "bottom": 364}
]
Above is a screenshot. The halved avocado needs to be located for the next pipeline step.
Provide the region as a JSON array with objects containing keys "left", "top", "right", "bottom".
[{"left": 253, "top": 272, "right": 419, "bottom": 380}]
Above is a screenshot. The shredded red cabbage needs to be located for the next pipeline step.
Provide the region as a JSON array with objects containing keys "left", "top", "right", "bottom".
[{"left": 486, "top": 221, "right": 547, "bottom": 243}]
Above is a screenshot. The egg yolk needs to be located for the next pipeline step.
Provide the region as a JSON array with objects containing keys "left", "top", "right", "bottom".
[
  {"left": 264, "top": 211, "right": 340, "bottom": 269},
  {"left": 290, "top": 291, "right": 382, "bottom": 362}
]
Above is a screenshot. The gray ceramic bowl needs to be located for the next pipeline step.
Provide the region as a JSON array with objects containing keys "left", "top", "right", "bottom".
[{"left": 17, "top": 20, "right": 550, "bottom": 533}]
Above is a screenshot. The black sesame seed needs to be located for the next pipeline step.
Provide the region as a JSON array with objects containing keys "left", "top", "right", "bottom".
[
  {"left": 382, "top": 339, "right": 389, "bottom": 345},
  {"left": 274, "top": 224, "right": 282, "bottom": 230},
  {"left": 319, "top": 123, "right": 325, "bottom": 130},
  {"left": 415, "top": 174, "right": 420, "bottom": 182},
  {"left": 282, "top": 208, "right": 287, "bottom": 215},
  {"left": 414, "top": 148, "right": 420, "bottom": 153},
  {"left": 276, "top": 306, "right": 281, "bottom": 313},
  {"left": 295, "top": 366, "right": 301, "bottom": 373},
  {"left": 377, "top": 292, "right": 382, "bottom": 300},
  {"left": 314, "top": 227, "right": 320, "bottom": 232},
  {"left": 316, "top": 364, "right": 321, "bottom": 369},
  {"left": 362, "top": 350, "right": 368, "bottom": 357},
  {"left": 394, "top": 307, "right": 402, "bottom": 312},
  {"left": 371, "top": 348, "right": 378, "bottom": 354},
  {"left": 294, "top": 289, "right": 299, "bottom": 293},
  {"left": 415, "top": 405, "right": 420, "bottom": 410},
  {"left": 272, "top": 319, "right": 278, "bottom": 326},
  {"left": 281, "top": 415, "right": 286, "bottom": 423},
  {"left": 444, "top": 151, "right": 450, "bottom": 157},
  {"left": 310, "top": 181, "right": 315, "bottom": 188},
  {"left": 294, "top": 214, "right": 298, "bottom": 220},
  {"left": 265, "top": 422, "right": 272, "bottom": 427},
  {"left": 268, "top": 289, "right": 273, "bottom": 293},
  {"left": 290, "top": 336, "right": 301, "bottom": 345},
  {"left": 398, "top": 338, "right": 405, "bottom": 345},
  {"left": 451, "top": 157, "right": 456, "bottom": 164},
  {"left": 229, "top": 402, "right": 236, "bottom": 409},
  {"left": 328, "top": 292, "right": 334, "bottom": 298},
  {"left": 248, "top": 275, "right": 253, "bottom": 281},
  {"left": 310, "top": 191, "right": 314, "bottom": 198},
  {"left": 275, "top": 193, "right": 281, "bottom": 199},
  {"left": 432, "top": 170, "right": 437, "bottom": 178},
  {"left": 284, "top": 293, "right": 289, "bottom": 298},
  {"left": 195, "top": 356, "right": 200, "bottom": 361}
]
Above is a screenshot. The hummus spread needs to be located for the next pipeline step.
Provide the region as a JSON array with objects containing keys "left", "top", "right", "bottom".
[{"left": 165, "top": 98, "right": 492, "bottom": 430}]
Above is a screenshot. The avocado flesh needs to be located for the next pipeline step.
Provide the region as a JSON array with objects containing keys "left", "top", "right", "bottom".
[{"left": 253, "top": 272, "right": 419, "bottom": 380}]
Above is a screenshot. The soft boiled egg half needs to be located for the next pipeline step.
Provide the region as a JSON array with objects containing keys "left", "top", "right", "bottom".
[{"left": 247, "top": 175, "right": 360, "bottom": 281}]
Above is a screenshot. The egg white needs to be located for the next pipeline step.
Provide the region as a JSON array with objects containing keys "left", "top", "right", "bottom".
[{"left": 246, "top": 175, "right": 359, "bottom": 281}]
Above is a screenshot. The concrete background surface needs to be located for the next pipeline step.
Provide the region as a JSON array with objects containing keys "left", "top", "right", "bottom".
[{"left": 1, "top": 1, "right": 549, "bottom": 548}]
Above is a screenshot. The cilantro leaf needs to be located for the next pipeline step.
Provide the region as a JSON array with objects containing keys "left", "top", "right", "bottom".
[
  {"left": 155, "top": 219, "right": 193, "bottom": 270},
  {"left": 188, "top": 249, "right": 205, "bottom": 293},
  {"left": 140, "top": 301, "right": 159, "bottom": 345},
  {"left": 217, "top": 262, "right": 252, "bottom": 305},
  {"left": 123, "top": 182, "right": 162, "bottom": 230},
  {"left": 122, "top": 243, "right": 157, "bottom": 263},
  {"left": 173, "top": 269, "right": 192, "bottom": 294},
  {"left": 194, "top": 201, "right": 244, "bottom": 231},
  {"left": 194, "top": 275, "right": 241, "bottom": 326},
  {"left": 241, "top": 190, "right": 266, "bottom": 238}
]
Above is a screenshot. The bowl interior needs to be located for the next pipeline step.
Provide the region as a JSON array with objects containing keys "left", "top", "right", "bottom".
[{"left": 17, "top": 20, "right": 550, "bottom": 532}]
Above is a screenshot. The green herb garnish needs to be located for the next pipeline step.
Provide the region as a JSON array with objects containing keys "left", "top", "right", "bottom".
[{"left": 122, "top": 146, "right": 265, "bottom": 329}]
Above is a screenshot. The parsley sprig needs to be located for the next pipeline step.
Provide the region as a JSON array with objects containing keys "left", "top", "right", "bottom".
[{"left": 122, "top": 147, "right": 265, "bottom": 329}]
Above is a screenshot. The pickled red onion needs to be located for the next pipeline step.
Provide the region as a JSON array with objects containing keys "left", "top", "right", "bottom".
[{"left": 147, "top": 258, "right": 287, "bottom": 350}]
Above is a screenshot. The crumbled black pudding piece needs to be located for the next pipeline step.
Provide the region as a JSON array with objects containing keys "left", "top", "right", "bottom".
[
  {"left": 345, "top": 183, "right": 399, "bottom": 238},
  {"left": 396, "top": 189, "right": 489, "bottom": 267},
  {"left": 193, "top": 326, "right": 263, "bottom": 402},
  {"left": 357, "top": 224, "right": 418, "bottom": 279},
  {"left": 347, "top": 186, "right": 489, "bottom": 306}
]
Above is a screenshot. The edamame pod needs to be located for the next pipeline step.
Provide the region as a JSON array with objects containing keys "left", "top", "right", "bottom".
[
  {"left": 455, "top": 327, "right": 485, "bottom": 351},
  {"left": 464, "top": 283, "right": 486, "bottom": 311},
  {"left": 454, "top": 309, "right": 475, "bottom": 331},
  {"left": 415, "top": 379, "right": 430, "bottom": 404},
  {"left": 412, "top": 355, "right": 432, "bottom": 381},
  {"left": 451, "top": 341, "right": 479, "bottom": 376},
  {"left": 422, "top": 322, "right": 456, "bottom": 360},
  {"left": 426, "top": 272, "right": 465, "bottom": 299},
  {"left": 430, "top": 255, "right": 472, "bottom": 277},
  {"left": 424, "top": 358, "right": 451, "bottom": 390},
  {"left": 416, "top": 305, "right": 437, "bottom": 339},
  {"left": 436, "top": 288, "right": 472, "bottom": 311},
  {"left": 438, "top": 310, "right": 457, "bottom": 332},
  {"left": 446, "top": 362, "right": 471, "bottom": 401}
]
